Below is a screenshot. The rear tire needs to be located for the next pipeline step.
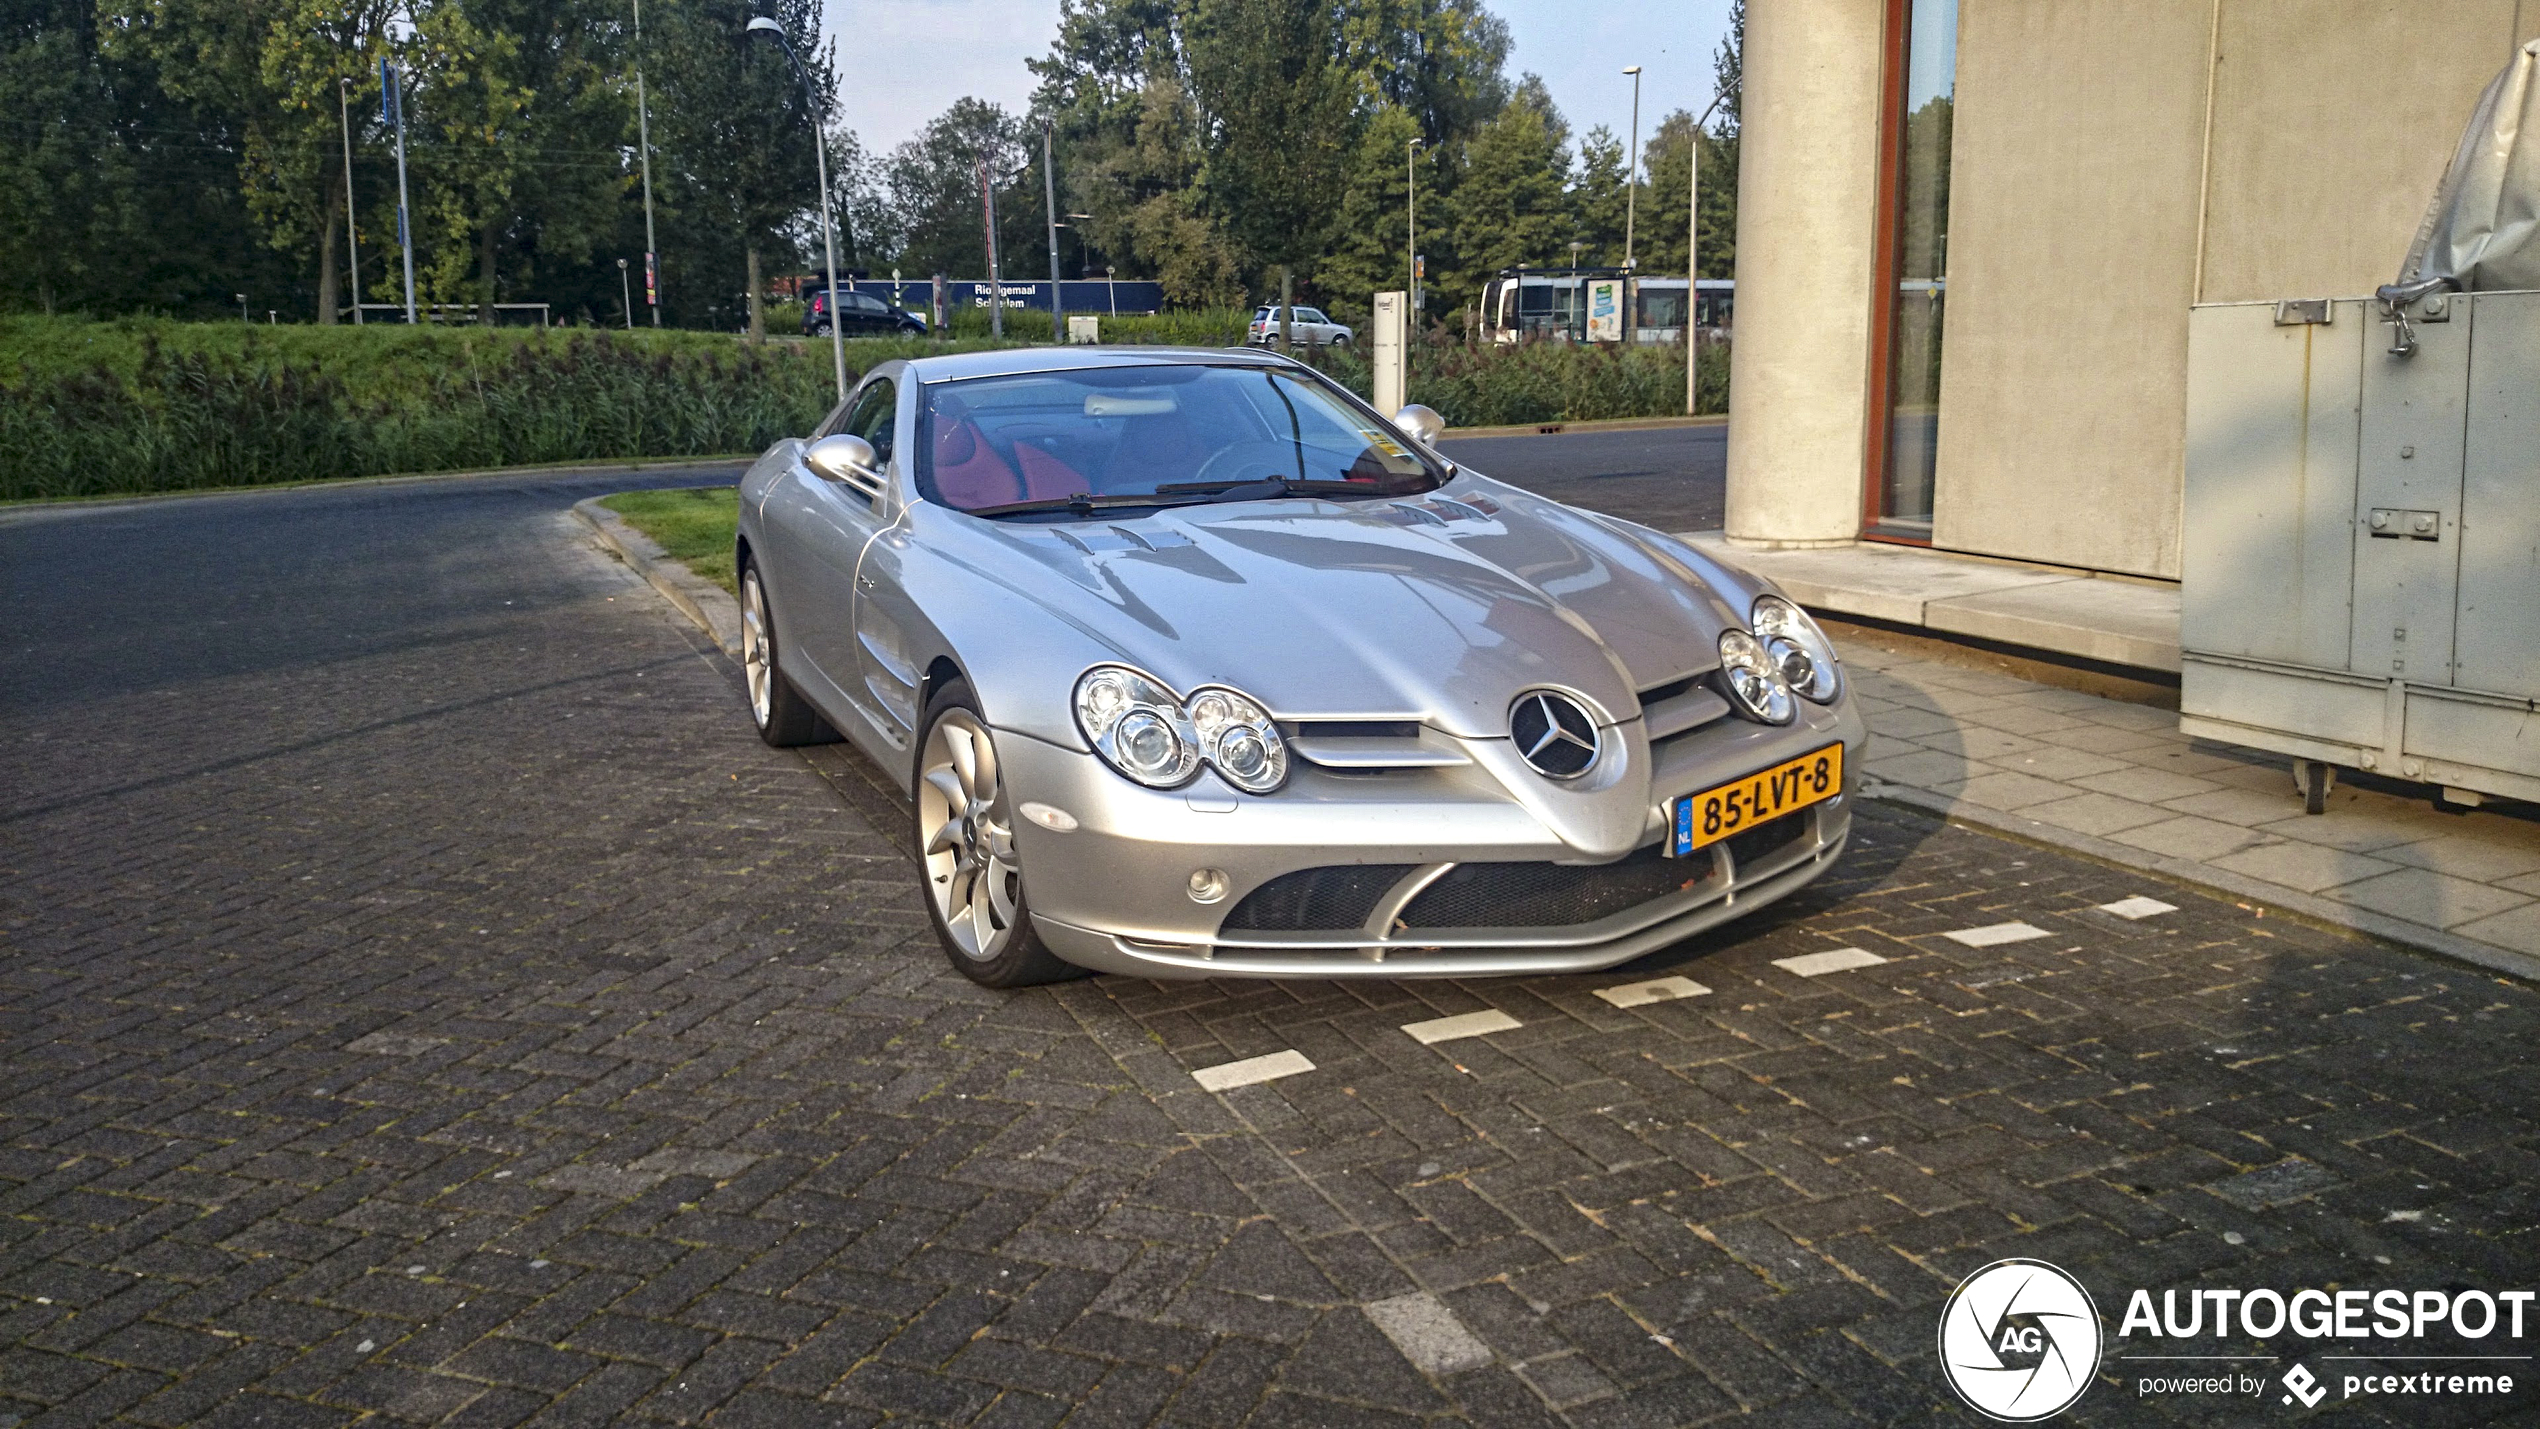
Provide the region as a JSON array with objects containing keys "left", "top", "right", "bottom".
[
  {"left": 915, "top": 679, "right": 1085, "bottom": 988},
  {"left": 740, "top": 558, "right": 837, "bottom": 748}
]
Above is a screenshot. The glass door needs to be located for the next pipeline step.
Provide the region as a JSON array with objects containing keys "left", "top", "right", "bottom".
[{"left": 1869, "top": 0, "right": 1956, "bottom": 535}]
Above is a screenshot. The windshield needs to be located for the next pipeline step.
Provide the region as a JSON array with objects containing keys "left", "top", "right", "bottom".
[{"left": 915, "top": 364, "right": 1443, "bottom": 516}]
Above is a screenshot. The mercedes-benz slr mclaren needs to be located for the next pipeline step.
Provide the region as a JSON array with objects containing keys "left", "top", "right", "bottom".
[{"left": 733, "top": 348, "right": 1861, "bottom": 986}]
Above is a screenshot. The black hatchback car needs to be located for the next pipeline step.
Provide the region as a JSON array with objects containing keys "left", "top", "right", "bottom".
[{"left": 803, "top": 287, "right": 927, "bottom": 337}]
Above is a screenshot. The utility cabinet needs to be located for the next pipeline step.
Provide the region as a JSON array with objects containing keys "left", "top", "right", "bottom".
[{"left": 2180, "top": 291, "right": 2540, "bottom": 803}]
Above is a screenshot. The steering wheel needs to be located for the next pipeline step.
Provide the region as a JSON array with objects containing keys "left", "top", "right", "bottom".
[{"left": 1189, "top": 439, "right": 1301, "bottom": 488}]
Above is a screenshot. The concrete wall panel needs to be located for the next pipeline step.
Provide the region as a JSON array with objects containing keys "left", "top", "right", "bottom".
[
  {"left": 1929, "top": 0, "right": 2212, "bottom": 579},
  {"left": 2199, "top": 1, "right": 2532, "bottom": 305}
]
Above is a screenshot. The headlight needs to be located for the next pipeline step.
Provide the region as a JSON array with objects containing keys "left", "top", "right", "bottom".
[
  {"left": 1073, "top": 666, "right": 1199, "bottom": 787},
  {"left": 1072, "top": 667, "right": 1289, "bottom": 793},
  {"left": 1186, "top": 687, "right": 1288, "bottom": 793},
  {"left": 1751, "top": 594, "right": 1841, "bottom": 702},
  {"left": 1717, "top": 629, "right": 1797, "bottom": 725}
]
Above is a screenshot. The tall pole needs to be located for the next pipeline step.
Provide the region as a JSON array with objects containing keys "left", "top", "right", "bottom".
[
  {"left": 1406, "top": 138, "right": 1418, "bottom": 316},
  {"left": 1622, "top": 65, "right": 1642, "bottom": 347},
  {"left": 384, "top": 56, "right": 416, "bottom": 324},
  {"left": 634, "top": 0, "right": 659, "bottom": 325},
  {"left": 339, "top": 78, "right": 362, "bottom": 325},
  {"left": 1042, "top": 118, "right": 1063, "bottom": 344},
  {"left": 978, "top": 156, "right": 1003, "bottom": 340},
  {"left": 746, "top": 19, "right": 846, "bottom": 400},
  {"left": 1686, "top": 90, "right": 1725, "bottom": 415}
]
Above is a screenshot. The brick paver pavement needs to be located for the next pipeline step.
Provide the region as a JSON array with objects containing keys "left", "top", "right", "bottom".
[{"left": 3, "top": 472, "right": 2536, "bottom": 1426}]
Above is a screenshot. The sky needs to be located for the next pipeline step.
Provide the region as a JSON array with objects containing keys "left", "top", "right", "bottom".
[{"left": 821, "top": 0, "right": 1740, "bottom": 162}]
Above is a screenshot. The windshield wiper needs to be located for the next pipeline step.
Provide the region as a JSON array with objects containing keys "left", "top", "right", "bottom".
[
  {"left": 962, "top": 491, "right": 1215, "bottom": 519},
  {"left": 1152, "top": 477, "right": 1384, "bottom": 503}
]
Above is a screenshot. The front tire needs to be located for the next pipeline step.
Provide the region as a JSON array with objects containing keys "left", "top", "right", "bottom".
[
  {"left": 739, "top": 558, "right": 837, "bottom": 747},
  {"left": 1329, "top": 334, "right": 1351, "bottom": 349},
  {"left": 915, "top": 680, "right": 1083, "bottom": 987}
]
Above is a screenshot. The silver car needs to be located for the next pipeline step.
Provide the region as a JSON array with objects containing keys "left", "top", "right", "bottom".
[{"left": 734, "top": 348, "right": 1861, "bottom": 987}]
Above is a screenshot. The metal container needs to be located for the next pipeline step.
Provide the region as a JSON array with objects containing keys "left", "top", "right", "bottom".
[{"left": 2180, "top": 290, "right": 2540, "bottom": 808}]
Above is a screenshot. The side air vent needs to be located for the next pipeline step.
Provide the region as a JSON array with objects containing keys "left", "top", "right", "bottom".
[
  {"left": 1638, "top": 675, "right": 1731, "bottom": 742},
  {"left": 1285, "top": 720, "right": 1470, "bottom": 770}
]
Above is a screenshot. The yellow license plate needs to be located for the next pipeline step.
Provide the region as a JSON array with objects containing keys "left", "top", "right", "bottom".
[{"left": 1673, "top": 743, "right": 1844, "bottom": 853}]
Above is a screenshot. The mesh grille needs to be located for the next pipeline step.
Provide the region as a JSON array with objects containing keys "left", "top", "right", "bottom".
[
  {"left": 1220, "top": 864, "right": 1420, "bottom": 932},
  {"left": 1398, "top": 844, "right": 1712, "bottom": 929},
  {"left": 1724, "top": 810, "right": 1812, "bottom": 869}
]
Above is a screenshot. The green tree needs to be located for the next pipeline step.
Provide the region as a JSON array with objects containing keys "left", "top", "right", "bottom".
[
  {"left": 1568, "top": 124, "right": 1625, "bottom": 267},
  {"left": 648, "top": 0, "right": 831, "bottom": 334},
  {"left": 1444, "top": 73, "right": 1568, "bottom": 304},
  {"left": 1639, "top": 109, "right": 1735, "bottom": 280},
  {"left": 1313, "top": 103, "right": 1418, "bottom": 319},
  {"left": 1184, "top": 0, "right": 1353, "bottom": 280}
]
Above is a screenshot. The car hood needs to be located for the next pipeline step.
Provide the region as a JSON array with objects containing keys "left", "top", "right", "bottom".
[{"left": 912, "top": 472, "right": 1760, "bottom": 738}]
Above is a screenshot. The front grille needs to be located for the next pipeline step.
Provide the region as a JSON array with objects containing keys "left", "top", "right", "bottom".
[
  {"left": 1724, "top": 810, "right": 1812, "bottom": 869},
  {"left": 1221, "top": 864, "right": 1421, "bottom": 932},
  {"left": 1396, "top": 844, "right": 1713, "bottom": 929}
]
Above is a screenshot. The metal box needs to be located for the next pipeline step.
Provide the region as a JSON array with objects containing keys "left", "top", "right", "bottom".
[{"left": 2181, "top": 291, "right": 2540, "bottom": 803}]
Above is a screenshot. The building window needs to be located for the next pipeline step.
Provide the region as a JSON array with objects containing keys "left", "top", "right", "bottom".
[{"left": 1869, "top": 0, "right": 1956, "bottom": 534}]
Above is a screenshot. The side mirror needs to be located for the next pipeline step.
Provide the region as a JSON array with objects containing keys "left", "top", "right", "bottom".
[
  {"left": 1393, "top": 403, "right": 1446, "bottom": 446},
  {"left": 805, "top": 433, "right": 882, "bottom": 485}
]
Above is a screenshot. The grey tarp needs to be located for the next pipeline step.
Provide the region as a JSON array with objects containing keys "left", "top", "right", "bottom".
[{"left": 2393, "top": 39, "right": 2540, "bottom": 292}]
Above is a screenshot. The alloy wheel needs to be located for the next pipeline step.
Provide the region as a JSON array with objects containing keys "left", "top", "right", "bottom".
[
  {"left": 740, "top": 568, "right": 773, "bottom": 729},
  {"left": 918, "top": 709, "right": 1022, "bottom": 961}
]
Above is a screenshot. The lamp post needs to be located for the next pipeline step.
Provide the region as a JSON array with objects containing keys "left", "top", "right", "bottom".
[
  {"left": 618, "top": 258, "right": 632, "bottom": 329},
  {"left": 382, "top": 56, "right": 417, "bottom": 324},
  {"left": 1622, "top": 65, "right": 1642, "bottom": 346},
  {"left": 1406, "top": 137, "right": 1419, "bottom": 318},
  {"left": 1684, "top": 87, "right": 1729, "bottom": 415},
  {"left": 339, "top": 78, "right": 362, "bottom": 325},
  {"left": 745, "top": 16, "right": 847, "bottom": 404},
  {"left": 1042, "top": 118, "right": 1063, "bottom": 344},
  {"left": 633, "top": 0, "right": 660, "bottom": 325}
]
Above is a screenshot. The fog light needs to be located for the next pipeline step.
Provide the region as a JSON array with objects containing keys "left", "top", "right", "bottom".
[{"left": 1186, "top": 868, "right": 1229, "bottom": 904}]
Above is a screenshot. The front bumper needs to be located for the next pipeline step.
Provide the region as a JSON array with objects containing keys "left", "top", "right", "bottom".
[{"left": 998, "top": 698, "right": 1862, "bottom": 980}]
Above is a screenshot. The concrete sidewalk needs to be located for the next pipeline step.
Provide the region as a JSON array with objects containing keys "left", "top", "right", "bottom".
[
  {"left": 1833, "top": 625, "right": 2540, "bottom": 984},
  {"left": 1687, "top": 533, "right": 2181, "bottom": 673}
]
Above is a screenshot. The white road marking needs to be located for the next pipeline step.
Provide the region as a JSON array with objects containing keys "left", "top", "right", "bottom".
[
  {"left": 1773, "top": 947, "right": 1889, "bottom": 977},
  {"left": 1401, "top": 1009, "right": 1522, "bottom": 1044},
  {"left": 2098, "top": 896, "right": 2177, "bottom": 920},
  {"left": 1363, "top": 1292, "right": 1494, "bottom": 1375},
  {"left": 1191, "top": 1049, "right": 1315, "bottom": 1092},
  {"left": 1945, "top": 922, "right": 2050, "bottom": 947},
  {"left": 1595, "top": 976, "right": 1712, "bottom": 1008}
]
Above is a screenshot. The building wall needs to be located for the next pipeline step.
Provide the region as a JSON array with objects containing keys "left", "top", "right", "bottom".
[
  {"left": 1930, "top": 0, "right": 2212, "bottom": 578},
  {"left": 2198, "top": 1, "right": 2533, "bottom": 303},
  {"left": 1729, "top": 0, "right": 2539, "bottom": 580}
]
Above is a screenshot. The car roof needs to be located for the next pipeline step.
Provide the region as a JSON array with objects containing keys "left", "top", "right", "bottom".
[{"left": 903, "top": 346, "right": 1308, "bottom": 383}]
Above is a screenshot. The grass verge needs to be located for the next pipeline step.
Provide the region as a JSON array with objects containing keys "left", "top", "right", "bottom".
[{"left": 601, "top": 486, "right": 741, "bottom": 594}]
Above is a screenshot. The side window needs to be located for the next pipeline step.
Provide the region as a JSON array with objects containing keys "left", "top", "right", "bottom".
[
  {"left": 1300, "top": 309, "right": 1327, "bottom": 325},
  {"left": 847, "top": 379, "right": 897, "bottom": 465}
]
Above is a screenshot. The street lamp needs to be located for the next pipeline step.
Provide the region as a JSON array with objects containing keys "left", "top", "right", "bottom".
[
  {"left": 618, "top": 258, "right": 632, "bottom": 330},
  {"left": 745, "top": 16, "right": 847, "bottom": 404},
  {"left": 339, "top": 78, "right": 362, "bottom": 326},
  {"left": 1684, "top": 87, "right": 1730, "bottom": 415},
  {"left": 1622, "top": 65, "right": 1642, "bottom": 347}
]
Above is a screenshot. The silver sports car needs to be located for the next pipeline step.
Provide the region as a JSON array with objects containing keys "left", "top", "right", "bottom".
[{"left": 734, "top": 347, "right": 1862, "bottom": 987}]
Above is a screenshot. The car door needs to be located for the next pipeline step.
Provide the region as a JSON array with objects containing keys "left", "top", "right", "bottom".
[
  {"left": 847, "top": 391, "right": 927, "bottom": 744},
  {"left": 761, "top": 377, "right": 895, "bottom": 725}
]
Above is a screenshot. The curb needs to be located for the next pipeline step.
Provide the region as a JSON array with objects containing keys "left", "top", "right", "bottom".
[
  {"left": 0, "top": 455, "right": 755, "bottom": 527},
  {"left": 572, "top": 497, "right": 744, "bottom": 660},
  {"left": 1862, "top": 781, "right": 2540, "bottom": 987},
  {"left": 1439, "top": 414, "right": 1728, "bottom": 441}
]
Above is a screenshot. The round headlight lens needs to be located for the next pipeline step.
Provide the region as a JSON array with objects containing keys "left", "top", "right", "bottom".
[
  {"left": 1186, "top": 685, "right": 1288, "bottom": 793},
  {"left": 1751, "top": 594, "right": 1841, "bottom": 703},
  {"left": 1717, "top": 628, "right": 1797, "bottom": 725},
  {"left": 1073, "top": 666, "right": 1199, "bottom": 787}
]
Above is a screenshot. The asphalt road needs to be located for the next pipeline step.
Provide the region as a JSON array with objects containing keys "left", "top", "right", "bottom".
[
  {"left": 1442, "top": 425, "right": 1725, "bottom": 533},
  {"left": 2, "top": 463, "right": 2534, "bottom": 1427}
]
